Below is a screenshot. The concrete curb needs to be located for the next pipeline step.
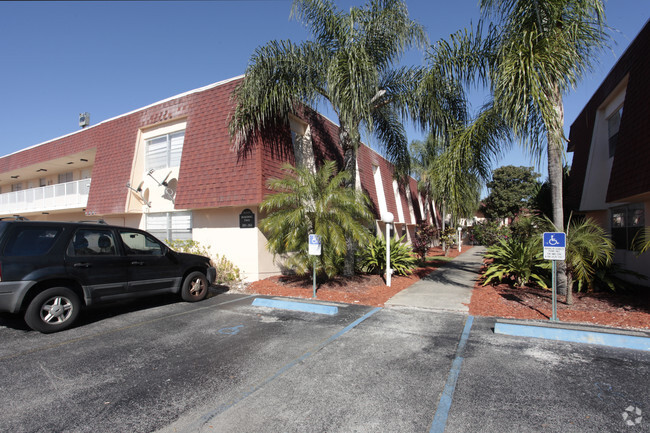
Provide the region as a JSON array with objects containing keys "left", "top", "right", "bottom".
[
  {"left": 494, "top": 318, "right": 650, "bottom": 351},
  {"left": 252, "top": 298, "right": 339, "bottom": 315}
]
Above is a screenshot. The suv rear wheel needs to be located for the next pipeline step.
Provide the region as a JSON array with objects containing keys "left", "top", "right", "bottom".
[{"left": 25, "top": 287, "right": 81, "bottom": 333}]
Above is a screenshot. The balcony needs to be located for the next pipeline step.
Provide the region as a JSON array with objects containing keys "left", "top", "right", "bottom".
[{"left": 0, "top": 178, "right": 91, "bottom": 215}]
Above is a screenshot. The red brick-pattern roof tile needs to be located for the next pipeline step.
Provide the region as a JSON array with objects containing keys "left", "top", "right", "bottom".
[{"left": 0, "top": 76, "right": 425, "bottom": 220}]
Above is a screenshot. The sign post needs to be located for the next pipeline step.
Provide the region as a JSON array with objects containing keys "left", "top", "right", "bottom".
[
  {"left": 543, "top": 232, "right": 566, "bottom": 322},
  {"left": 308, "top": 234, "right": 322, "bottom": 298}
]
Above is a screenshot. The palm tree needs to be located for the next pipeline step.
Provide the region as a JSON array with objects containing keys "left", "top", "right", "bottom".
[
  {"left": 229, "top": 0, "right": 466, "bottom": 275},
  {"left": 259, "top": 161, "right": 373, "bottom": 278},
  {"left": 410, "top": 133, "right": 483, "bottom": 237},
  {"left": 428, "top": 0, "right": 608, "bottom": 301}
]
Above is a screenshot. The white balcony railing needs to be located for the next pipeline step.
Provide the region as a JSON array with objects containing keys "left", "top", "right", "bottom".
[{"left": 0, "top": 178, "right": 91, "bottom": 215}]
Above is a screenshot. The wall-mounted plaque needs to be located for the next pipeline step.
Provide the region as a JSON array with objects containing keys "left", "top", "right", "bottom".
[{"left": 239, "top": 209, "right": 255, "bottom": 228}]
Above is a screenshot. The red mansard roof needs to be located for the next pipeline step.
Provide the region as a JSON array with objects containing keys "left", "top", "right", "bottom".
[
  {"left": 0, "top": 76, "right": 427, "bottom": 221},
  {"left": 567, "top": 22, "right": 650, "bottom": 208}
]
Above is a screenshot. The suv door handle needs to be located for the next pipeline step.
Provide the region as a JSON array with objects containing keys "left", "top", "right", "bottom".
[
  {"left": 131, "top": 261, "right": 145, "bottom": 266},
  {"left": 73, "top": 263, "right": 91, "bottom": 268}
]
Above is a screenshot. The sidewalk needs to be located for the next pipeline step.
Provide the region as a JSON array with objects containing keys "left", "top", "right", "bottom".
[{"left": 385, "top": 246, "right": 486, "bottom": 312}]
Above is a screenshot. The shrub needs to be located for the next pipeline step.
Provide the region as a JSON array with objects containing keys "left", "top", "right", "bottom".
[
  {"left": 483, "top": 237, "right": 550, "bottom": 288},
  {"left": 440, "top": 227, "right": 457, "bottom": 248},
  {"left": 412, "top": 223, "right": 438, "bottom": 259},
  {"left": 472, "top": 220, "right": 511, "bottom": 246},
  {"left": 358, "top": 234, "right": 417, "bottom": 276},
  {"left": 167, "top": 239, "right": 244, "bottom": 286}
]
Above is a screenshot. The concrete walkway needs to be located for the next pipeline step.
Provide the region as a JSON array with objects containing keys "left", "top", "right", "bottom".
[{"left": 385, "top": 246, "right": 486, "bottom": 312}]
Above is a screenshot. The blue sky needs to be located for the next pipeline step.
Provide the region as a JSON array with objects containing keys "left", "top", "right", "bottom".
[{"left": 1, "top": 0, "right": 648, "bottom": 184}]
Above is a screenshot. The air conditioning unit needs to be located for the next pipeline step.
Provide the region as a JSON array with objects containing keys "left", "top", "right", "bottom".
[{"left": 79, "top": 112, "right": 90, "bottom": 128}]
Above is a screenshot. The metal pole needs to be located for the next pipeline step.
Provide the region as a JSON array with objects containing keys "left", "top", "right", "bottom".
[
  {"left": 386, "top": 222, "right": 391, "bottom": 287},
  {"left": 312, "top": 258, "right": 317, "bottom": 298},
  {"left": 551, "top": 260, "right": 558, "bottom": 321}
]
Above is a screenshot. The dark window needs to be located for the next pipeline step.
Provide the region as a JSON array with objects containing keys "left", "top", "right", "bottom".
[
  {"left": 607, "top": 106, "right": 623, "bottom": 158},
  {"left": 611, "top": 205, "right": 644, "bottom": 250},
  {"left": 67, "top": 229, "right": 117, "bottom": 256},
  {"left": 119, "top": 231, "right": 163, "bottom": 256},
  {"left": 4, "top": 227, "right": 61, "bottom": 256}
]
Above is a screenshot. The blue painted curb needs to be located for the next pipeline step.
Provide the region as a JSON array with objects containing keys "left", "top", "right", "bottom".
[
  {"left": 252, "top": 298, "right": 339, "bottom": 315},
  {"left": 494, "top": 320, "right": 650, "bottom": 352}
]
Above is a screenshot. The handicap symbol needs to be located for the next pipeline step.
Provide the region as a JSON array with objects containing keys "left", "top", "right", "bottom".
[
  {"left": 548, "top": 235, "right": 559, "bottom": 246},
  {"left": 218, "top": 325, "right": 243, "bottom": 335}
]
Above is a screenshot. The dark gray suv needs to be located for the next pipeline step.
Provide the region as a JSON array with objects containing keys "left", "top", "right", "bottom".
[{"left": 0, "top": 219, "right": 216, "bottom": 333}]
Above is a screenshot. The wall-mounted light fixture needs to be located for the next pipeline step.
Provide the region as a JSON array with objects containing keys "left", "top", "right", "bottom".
[{"left": 10, "top": 175, "right": 19, "bottom": 179}]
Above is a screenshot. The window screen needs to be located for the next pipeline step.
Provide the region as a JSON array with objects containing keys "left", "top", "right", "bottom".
[
  {"left": 145, "top": 130, "right": 185, "bottom": 171},
  {"left": 146, "top": 211, "right": 192, "bottom": 241}
]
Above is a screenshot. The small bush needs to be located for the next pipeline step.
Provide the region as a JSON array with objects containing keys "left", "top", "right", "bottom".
[
  {"left": 167, "top": 239, "right": 244, "bottom": 286},
  {"left": 472, "top": 220, "right": 511, "bottom": 246},
  {"left": 358, "top": 234, "right": 417, "bottom": 276},
  {"left": 413, "top": 223, "right": 438, "bottom": 259},
  {"left": 483, "top": 237, "right": 550, "bottom": 288}
]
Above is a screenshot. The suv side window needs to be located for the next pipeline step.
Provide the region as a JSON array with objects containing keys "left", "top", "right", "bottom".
[
  {"left": 4, "top": 227, "right": 61, "bottom": 256},
  {"left": 119, "top": 230, "right": 164, "bottom": 256},
  {"left": 67, "top": 229, "right": 118, "bottom": 256}
]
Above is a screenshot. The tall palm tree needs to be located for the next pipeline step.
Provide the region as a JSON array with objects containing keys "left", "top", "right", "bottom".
[
  {"left": 229, "top": 0, "right": 465, "bottom": 275},
  {"left": 259, "top": 161, "right": 373, "bottom": 278},
  {"left": 410, "top": 132, "right": 484, "bottom": 239},
  {"left": 428, "top": 0, "right": 608, "bottom": 301}
]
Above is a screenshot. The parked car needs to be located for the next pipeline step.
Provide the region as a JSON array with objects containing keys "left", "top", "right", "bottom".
[{"left": 0, "top": 219, "right": 216, "bottom": 333}]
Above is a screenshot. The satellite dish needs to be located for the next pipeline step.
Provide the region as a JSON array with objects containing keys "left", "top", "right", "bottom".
[{"left": 162, "top": 178, "right": 177, "bottom": 204}]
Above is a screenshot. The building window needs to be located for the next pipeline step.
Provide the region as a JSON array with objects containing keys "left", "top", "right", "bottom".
[
  {"left": 611, "top": 204, "right": 644, "bottom": 250},
  {"left": 607, "top": 106, "right": 623, "bottom": 158},
  {"left": 58, "top": 172, "right": 73, "bottom": 184},
  {"left": 146, "top": 211, "right": 192, "bottom": 242},
  {"left": 11, "top": 183, "right": 22, "bottom": 192},
  {"left": 145, "top": 130, "right": 185, "bottom": 171}
]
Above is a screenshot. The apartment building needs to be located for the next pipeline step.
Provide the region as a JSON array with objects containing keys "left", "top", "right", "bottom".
[
  {"left": 0, "top": 76, "right": 435, "bottom": 281},
  {"left": 567, "top": 21, "right": 650, "bottom": 280}
]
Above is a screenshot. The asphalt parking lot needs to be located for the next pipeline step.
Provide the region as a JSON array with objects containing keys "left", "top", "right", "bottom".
[{"left": 0, "top": 291, "right": 648, "bottom": 433}]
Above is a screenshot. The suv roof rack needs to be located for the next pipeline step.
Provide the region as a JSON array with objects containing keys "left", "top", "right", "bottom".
[
  {"left": 0, "top": 215, "right": 29, "bottom": 221},
  {"left": 77, "top": 219, "right": 107, "bottom": 225}
]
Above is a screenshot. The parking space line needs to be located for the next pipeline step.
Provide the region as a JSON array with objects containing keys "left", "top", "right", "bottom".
[
  {"left": 193, "top": 306, "right": 383, "bottom": 431},
  {"left": 0, "top": 294, "right": 256, "bottom": 362},
  {"left": 430, "top": 315, "right": 474, "bottom": 433}
]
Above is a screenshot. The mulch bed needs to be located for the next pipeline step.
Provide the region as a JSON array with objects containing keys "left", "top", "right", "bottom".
[{"left": 242, "top": 245, "right": 650, "bottom": 330}]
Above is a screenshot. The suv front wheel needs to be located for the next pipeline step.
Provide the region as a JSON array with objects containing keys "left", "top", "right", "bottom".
[
  {"left": 25, "top": 287, "right": 81, "bottom": 333},
  {"left": 181, "top": 271, "right": 209, "bottom": 302}
]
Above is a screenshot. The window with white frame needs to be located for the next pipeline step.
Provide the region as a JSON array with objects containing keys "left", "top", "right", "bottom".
[
  {"left": 146, "top": 211, "right": 192, "bottom": 241},
  {"left": 145, "top": 130, "right": 185, "bottom": 171},
  {"left": 607, "top": 106, "right": 623, "bottom": 158}
]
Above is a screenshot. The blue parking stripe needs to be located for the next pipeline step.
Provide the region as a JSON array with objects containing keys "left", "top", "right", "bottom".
[
  {"left": 430, "top": 315, "right": 474, "bottom": 433},
  {"left": 252, "top": 297, "right": 339, "bottom": 315}
]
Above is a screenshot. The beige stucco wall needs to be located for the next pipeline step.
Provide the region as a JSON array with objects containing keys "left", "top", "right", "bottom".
[{"left": 192, "top": 207, "right": 281, "bottom": 282}]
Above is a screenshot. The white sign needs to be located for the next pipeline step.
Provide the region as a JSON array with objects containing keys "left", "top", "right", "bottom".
[
  {"left": 308, "top": 234, "right": 321, "bottom": 256},
  {"left": 543, "top": 232, "right": 566, "bottom": 260}
]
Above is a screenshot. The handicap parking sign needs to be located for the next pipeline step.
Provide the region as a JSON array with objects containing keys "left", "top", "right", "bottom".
[
  {"left": 308, "top": 234, "right": 321, "bottom": 256},
  {"left": 543, "top": 232, "right": 566, "bottom": 248},
  {"left": 543, "top": 232, "right": 566, "bottom": 260}
]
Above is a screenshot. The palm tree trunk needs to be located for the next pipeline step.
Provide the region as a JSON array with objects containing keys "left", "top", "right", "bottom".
[
  {"left": 340, "top": 122, "right": 358, "bottom": 277},
  {"left": 547, "top": 85, "right": 570, "bottom": 304}
]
